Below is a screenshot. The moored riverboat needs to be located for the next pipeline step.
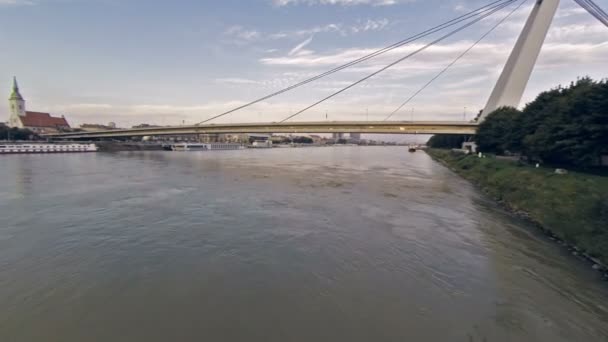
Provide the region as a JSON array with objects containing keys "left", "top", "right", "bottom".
[
  {"left": 0, "top": 143, "right": 98, "bottom": 154},
  {"left": 171, "top": 143, "right": 245, "bottom": 151}
]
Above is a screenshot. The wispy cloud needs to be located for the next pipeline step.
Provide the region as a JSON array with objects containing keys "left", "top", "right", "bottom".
[
  {"left": 215, "top": 78, "right": 262, "bottom": 85},
  {"left": 273, "top": 0, "right": 413, "bottom": 7},
  {"left": 289, "top": 36, "right": 314, "bottom": 56},
  {"left": 222, "top": 26, "right": 262, "bottom": 45},
  {"left": 223, "top": 19, "right": 391, "bottom": 45},
  {"left": 259, "top": 39, "right": 608, "bottom": 70},
  {"left": 0, "top": 0, "right": 34, "bottom": 6}
]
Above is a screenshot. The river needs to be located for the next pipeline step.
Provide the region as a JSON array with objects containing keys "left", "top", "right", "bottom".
[{"left": 1, "top": 147, "right": 607, "bottom": 341}]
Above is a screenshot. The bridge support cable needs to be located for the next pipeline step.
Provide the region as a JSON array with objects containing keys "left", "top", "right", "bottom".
[
  {"left": 574, "top": 0, "right": 608, "bottom": 27},
  {"left": 577, "top": 0, "right": 608, "bottom": 26},
  {"left": 584, "top": 0, "right": 608, "bottom": 18},
  {"left": 195, "top": 0, "right": 518, "bottom": 125},
  {"left": 279, "top": 1, "right": 516, "bottom": 123},
  {"left": 384, "top": 0, "right": 529, "bottom": 121},
  {"left": 576, "top": 0, "right": 608, "bottom": 25}
]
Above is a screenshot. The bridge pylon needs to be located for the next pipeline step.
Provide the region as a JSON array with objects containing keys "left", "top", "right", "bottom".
[{"left": 480, "top": 0, "right": 560, "bottom": 120}]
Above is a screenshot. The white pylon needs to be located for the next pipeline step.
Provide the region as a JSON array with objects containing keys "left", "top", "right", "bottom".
[{"left": 480, "top": 0, "right": 560, "bottom": 120}]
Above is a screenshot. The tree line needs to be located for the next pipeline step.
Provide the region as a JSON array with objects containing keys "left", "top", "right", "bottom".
[
  {"left": 427, "top": 134, "right": 469, "bottom": 149},
  {"left": 0, "top": 126, "right": 38, "bottom": 141},
  {"left": 429, "top": 77, "right": 608, "bottom": 168}
]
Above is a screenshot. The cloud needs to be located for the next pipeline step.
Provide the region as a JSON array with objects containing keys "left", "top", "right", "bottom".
[
  {"left": 273, "top": 0, "right": 412, "bottom": 6},
  {"left": 248, "top": 6, "right": 607, "bottom": 121},
  {"left": 259, "top": 39, "right": 608, "bottom": 77},
  {"left": 289, "top": 36, "right": 314, "bottom": 56},
  {"left": 258, "top": 2, "right": 608, "bottom": 70},
  {"left": 222, "top": 26, "right": 262, "bottom": 45},
  {"left": 223, "top": 19, "right": 391, "bottom": 45},
  {"left": 555, "top": 6, "right": 587, "bottom": 18},
  {"left": 0, "top": 0, "right": 34, "bottom": 6},
  {"left": 358, "top": 18, "right": 390, "bottom": 32},
  {"left": 215, "top": 78, "right": 261, "bottom": 85},
  {"left": 273, "top": 23, "right": 342, "bottom": 39}
]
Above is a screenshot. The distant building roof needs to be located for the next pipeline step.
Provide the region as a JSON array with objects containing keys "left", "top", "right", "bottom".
[{"left": 20, "top": 111, "right": 70, "bottom": 128}]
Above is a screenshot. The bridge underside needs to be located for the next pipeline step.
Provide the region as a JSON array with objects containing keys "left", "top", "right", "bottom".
[{"left": 45, "top": 121, "right": 478, "bottom": 140}]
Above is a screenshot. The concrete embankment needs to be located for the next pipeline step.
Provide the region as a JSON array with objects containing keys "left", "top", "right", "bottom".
[{"left": 427, "top": 148, "right": 608, "bottom": 274}]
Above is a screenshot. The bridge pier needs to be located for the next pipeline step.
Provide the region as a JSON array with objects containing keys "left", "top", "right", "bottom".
[{"left": 481, "top": 0, "right": 560, "bottom": 120}]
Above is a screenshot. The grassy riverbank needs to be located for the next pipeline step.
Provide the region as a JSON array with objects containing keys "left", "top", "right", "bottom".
[{"left": 427, "top": 149, "right": 608, "bottom": 266}]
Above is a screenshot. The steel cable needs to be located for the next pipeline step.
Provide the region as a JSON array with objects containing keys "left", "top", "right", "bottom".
[
  {"left": 280, "top": 1, "right": 515, "bottom": 122},
  {"left": 384, "top": 0, "right": 528, "bottom": 121},
  {"left": 196, "top": 0, "right": 518, "bottom": 125}
]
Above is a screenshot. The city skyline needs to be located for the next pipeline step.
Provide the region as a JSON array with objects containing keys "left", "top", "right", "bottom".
[{"left": 1, "top": 0, "right": 607, "bottom": 127}]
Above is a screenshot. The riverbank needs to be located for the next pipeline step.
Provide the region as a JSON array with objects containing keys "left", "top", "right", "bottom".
[{"left": 427, "top": 149, "right": 608, "bottom": 273}]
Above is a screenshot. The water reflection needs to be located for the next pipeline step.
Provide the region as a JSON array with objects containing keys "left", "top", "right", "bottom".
[{"left": 10, "top": 155, "right": 35, "bottom": 198}]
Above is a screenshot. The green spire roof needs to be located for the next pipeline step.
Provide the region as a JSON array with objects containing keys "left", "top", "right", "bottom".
[{"left": 9, "top": 76, "right": 24, "bottom": 101}]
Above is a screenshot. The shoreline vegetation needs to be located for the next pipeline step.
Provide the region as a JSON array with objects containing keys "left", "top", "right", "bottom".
[
  {"left": 0, "top": 126, "right": 37, "bottom": 141},
  {"left": 427, "top": 148, "right": 608, "bottom": 278}
]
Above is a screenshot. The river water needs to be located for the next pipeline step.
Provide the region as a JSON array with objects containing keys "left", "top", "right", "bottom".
[{"left": 1, "top": 147, "right": 607, "bottom": 341}]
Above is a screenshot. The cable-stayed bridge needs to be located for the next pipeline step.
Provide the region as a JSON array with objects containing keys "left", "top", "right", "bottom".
[
  {"left": 44, "top": 121, "right": 478, "bottom": 139},
  {"left": 45, "top": 0, "right": 607, "bottom": 140}
]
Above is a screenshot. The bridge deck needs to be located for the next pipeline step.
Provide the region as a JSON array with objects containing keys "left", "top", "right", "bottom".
[{"left": 45, "top": 121, "right": 478, "bottom": 139}]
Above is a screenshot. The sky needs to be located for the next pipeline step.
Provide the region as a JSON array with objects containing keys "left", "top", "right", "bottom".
[{"left": 0, "top": 0, "right": 607, "bottom": 128}]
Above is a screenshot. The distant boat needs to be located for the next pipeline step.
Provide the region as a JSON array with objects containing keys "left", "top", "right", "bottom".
[
  {"left": 0, "top": 143, "right": 98, "bottom": 154},
  {"left": 408, "top": 145, "right": 417, "bottom": 153},
  {"left": 249, "top": 140, "right": 273, "bottom": 149},
  {"left": 171, "top": 143, "right": 245, "bottom": 151}
]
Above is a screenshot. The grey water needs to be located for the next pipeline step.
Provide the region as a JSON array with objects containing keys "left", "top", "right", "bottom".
[{"left": 1, "top": 147, "right": 607, "bottom": 341}]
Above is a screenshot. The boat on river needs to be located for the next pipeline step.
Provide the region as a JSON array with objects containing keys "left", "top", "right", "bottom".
[
  {"left": 171, "top": 143, "right": 245, "bottom": 151},
  {"left": 249, "top": 140, "right": 273, "bottom": 149},
  {"left": 0, "top": 143, "right": 98, "bottom": 154}
]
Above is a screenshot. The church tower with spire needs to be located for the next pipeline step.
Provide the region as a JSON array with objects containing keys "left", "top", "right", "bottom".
[{"left": 8, "top": 77, "right": 26, "bottom": 128}]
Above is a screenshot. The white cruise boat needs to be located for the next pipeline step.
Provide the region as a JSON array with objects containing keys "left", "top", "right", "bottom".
[
  {"left": 0, "top": 143, "right": 98, "bottom": 154},
  {"left": 250, "top": 140, "right": 273, "bottom": 149},
  {"left": 171, "top": 143, "right": 245, "bottom": 152}
]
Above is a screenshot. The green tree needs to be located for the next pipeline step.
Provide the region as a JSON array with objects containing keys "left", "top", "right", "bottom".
[
  {"left": 476, "top": 77, "right": 608, "bottom": 168},
  {"left": 0, "top": 126, "right": 38, "bottom": 141},
  {"left": 427, "top": 134, "right": 468, "bottom": 149},
  {"left": 523, "top": 78, "right": 607, "bottom": 166},
  {"left": 476, "top": 107, "right": 523, "bottom": 154}
]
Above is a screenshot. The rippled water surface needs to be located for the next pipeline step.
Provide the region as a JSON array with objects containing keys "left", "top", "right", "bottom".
[{"left": 1, "top": 147, "right": 607, "bottom": 341}]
